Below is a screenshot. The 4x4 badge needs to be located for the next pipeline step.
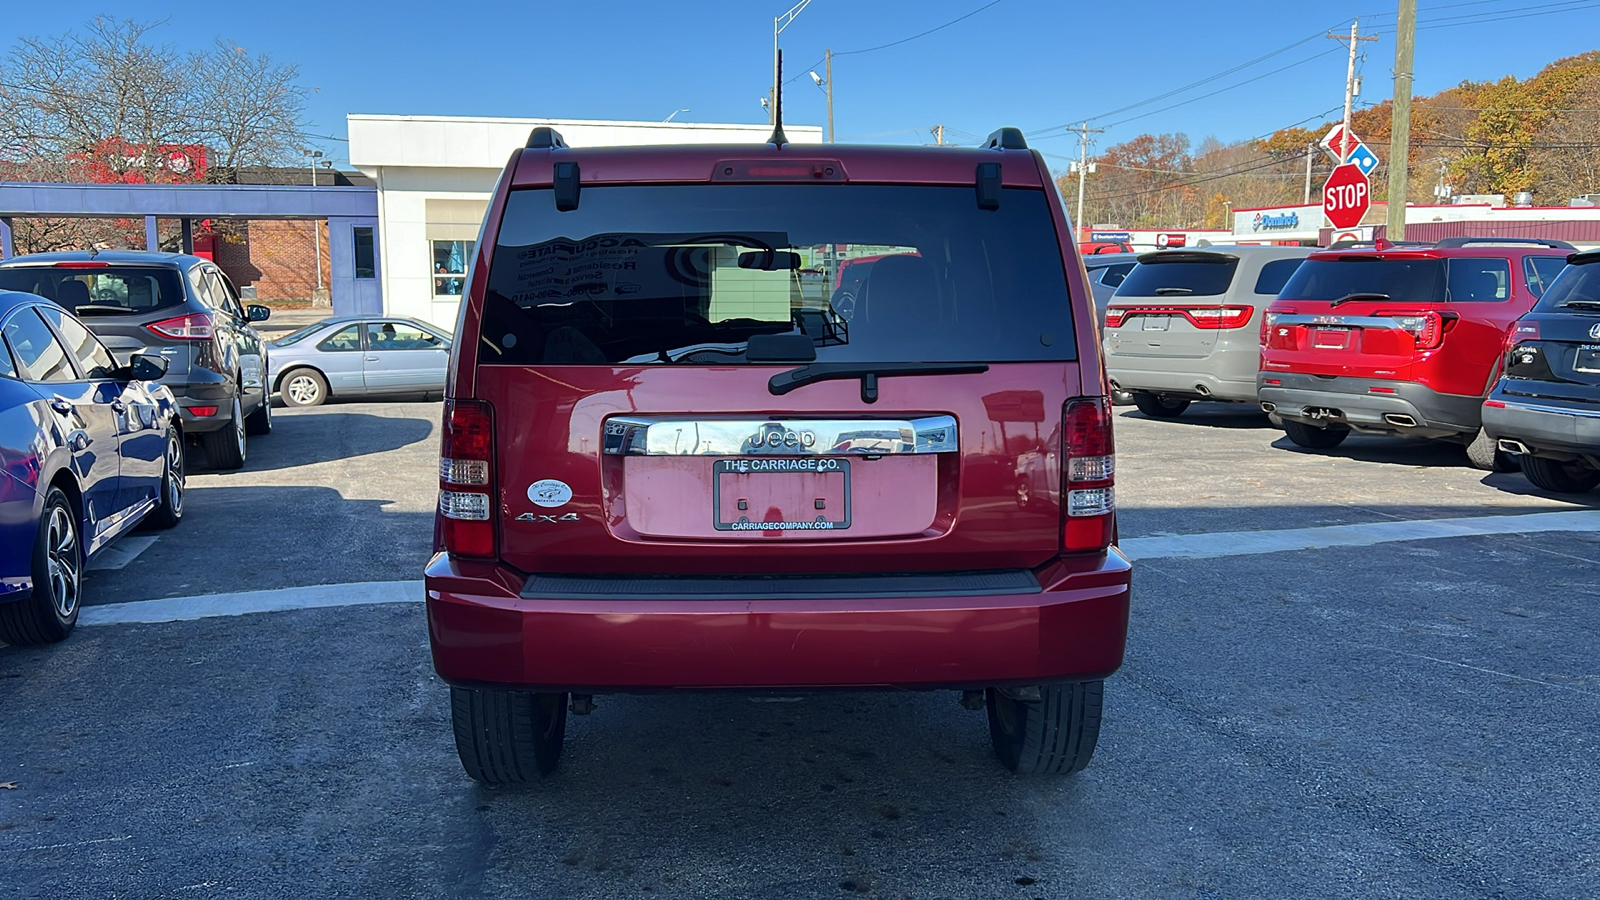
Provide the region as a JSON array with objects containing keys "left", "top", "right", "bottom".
[{"left": 516, "top": 512, "right": 581, "bottom": 523}]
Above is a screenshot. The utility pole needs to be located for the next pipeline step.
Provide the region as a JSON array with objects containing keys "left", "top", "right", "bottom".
[
  {"left": 932, "top": 124, "right": 944, "bottom": 145},
  {"left": 1304, "top": 141, "right": 1315, "bottom": 204},
  {"left": 825, "top": 49, "right": 834, "bottom": 144},
  {"left": 1387, "top": 0, "right": 1418, "bottom": 239},
  {"left": 1068, "top": 121, "right": 1104, "bottom": 242},
  {"left": 1328, "top": 20, "right": 1378, "bottom": 163}
]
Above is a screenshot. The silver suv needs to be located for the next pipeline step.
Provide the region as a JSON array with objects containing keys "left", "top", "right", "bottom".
[
  {"left": 1102, "top": 244, "right": 1311, "bottom": 418},
  {"left": 0, "top": 251, "right": 273, "bottom": 469}
]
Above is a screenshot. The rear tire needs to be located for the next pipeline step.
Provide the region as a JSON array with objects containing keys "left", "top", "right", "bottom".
[
  {"left": 0, "top": 488, "right": 81, "bottom": 646},
  {"left": 144, "top": 427, "right": 185, "bottom": 530},
  {"left": 986, "top": 682, "right": 1103, "bottom": 776},
  {"left": 281, "top": 369, "right": 328, "bottom": 408},
  {"left": 1282, "top": 419, "right": 1350, "bottom": 449},
  {"left": 200, "top": 396, "right": 247, "bottom": 470},
  {"left": 1132, "top": 392, "right": 1190, "bottom": 419},
  {"left": 451, "top": 688, "right": 568, "bottom": 784},
  {"left": 1521, "top": 455, "right": 1600, "bottom": 493},
  {"left": 1466, "top": 428, "right": 1519, "bottom": 472}
]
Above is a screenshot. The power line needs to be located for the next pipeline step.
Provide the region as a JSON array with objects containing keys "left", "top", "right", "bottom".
[{"left": 787, "top": 0, "right": 1007, "bottom": 83}]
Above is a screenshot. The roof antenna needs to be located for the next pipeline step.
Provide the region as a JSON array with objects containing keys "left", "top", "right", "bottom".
[{"left": 768, "top": 50, "right": 789, "bottom": 148}]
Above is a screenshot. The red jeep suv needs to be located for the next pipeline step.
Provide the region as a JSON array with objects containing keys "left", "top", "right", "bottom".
[
  {"left": 425, "top": 126, "right": 1131, "bottom": 783},
  {"left": 1258, "top": 238, "right": 1572, "bottom": 468}
]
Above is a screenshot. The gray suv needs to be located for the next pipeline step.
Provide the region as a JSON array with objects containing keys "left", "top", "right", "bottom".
[
  {"left": 1102, "top": 244, "right": 1311, "bottom": 418},
  {"left": 0, "top": 251, "right": 272, "bottom": 469}
]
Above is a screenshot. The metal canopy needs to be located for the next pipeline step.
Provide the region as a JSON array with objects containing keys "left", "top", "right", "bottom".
[{"left": 0, "top": 181, "right": 376, "bottom": 218}]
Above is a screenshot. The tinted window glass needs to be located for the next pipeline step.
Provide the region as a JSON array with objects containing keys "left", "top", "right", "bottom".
[
  {"left": 1279, "top": 258, "right": 1446, "bottom": 303},
  {"left": 1446, "top": 258, "right": 1511, "bottom": 302},
  {"left": 0, "top": 337, "right": 15, "bottom": 379},
  {"left": 1115, "top": 256, "right": 1239, "bottom": 298},
  {"left": 1535, "top": 260, "right": 1600, "bottom": 311},
  {"left": 1523, "top": 255, "right": 1567, "bottom": 298},
  {"left": 3, "top": 308, "right": 77, "bottom": 382},
  {"left": 1254, "top": 258, "right": 1305, "bottom": 295},
  {"left": 317, "top": 325, "right": 362, "bottom": 352},
  {"left": 354, "top": 227, "right": 377, "bottom": 279},
  {"left": 0, "top": 266, "right": 186, "bottom": 317},
  {"left": 482, "top": 185, "right": 1075, "bottom": 365},
  {"left": 38, "top": 306, "right": 117, "bottom": 379},
  {"left": 1097, "top": 263, "right": 1135, "bottom": 288},
  {"left": 366, "top": 321, "right": 445, "bottom": 350},
  {"left": 207, "top": 271, "right": 244, "bottom": 318}
]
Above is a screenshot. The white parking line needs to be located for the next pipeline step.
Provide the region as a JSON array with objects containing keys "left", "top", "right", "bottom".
[
  {"left": 86, "top": 535, "right": 160, "bottom": 571},
  {"left": 1120, "top": 509, "right": 1600, "bottom": 561},
  {"left": 72, "top": 509, "right": 1599, "bottom": 625},
  {"left": 79, "top": 580, "right": 423, "bottom": 626}
]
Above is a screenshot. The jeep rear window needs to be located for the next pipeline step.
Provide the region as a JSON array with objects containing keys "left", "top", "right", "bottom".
[
  {"left": 1113, "top": 256, "right": 1238, "bottom": 298},
  {"left": 0, "top": 267, "right": 186, "bottom": 316},
  {"left": 478, "top": 184, "right": 1075, "bottom": 365}
]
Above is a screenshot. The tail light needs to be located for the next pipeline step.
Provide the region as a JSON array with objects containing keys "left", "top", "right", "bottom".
[
  {"left": 439, "top": 399, "right": 496, "bottom": 558},
  {"left": 1380, "top": 310, "right": 1457, "bottom": 350},
  {"left": 147, "top": 312, "right": 215, "bottom": 340},
  {"left": 1105, "top": 305, "right": 1251, "bottom": 330},
  {"left": 1062, "top": 397, "right": 1115, "bottom": 553}
]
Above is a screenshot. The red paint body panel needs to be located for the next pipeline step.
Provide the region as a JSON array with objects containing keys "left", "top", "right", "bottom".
[{"left": 426, "top": 550, "right": 1130, "bottom": 691}]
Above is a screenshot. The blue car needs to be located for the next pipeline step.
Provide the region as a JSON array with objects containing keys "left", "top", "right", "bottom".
[{"left": 0, "top": 290, "right": 185, "bottom": 645}]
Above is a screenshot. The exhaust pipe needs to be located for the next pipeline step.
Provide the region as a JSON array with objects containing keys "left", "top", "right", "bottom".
[
  {"left": 1498, "top": 438, "right": 1531, "bottom": 455},
  {"left": 1194, "top": 384, "right": 1212, "bottom": 397},
  {"left": 1260, "top": 401, "right": 1277, "bottom": 413},
  {"left": 1383, "top": 413, "right": 1417, "bottom": 428}
]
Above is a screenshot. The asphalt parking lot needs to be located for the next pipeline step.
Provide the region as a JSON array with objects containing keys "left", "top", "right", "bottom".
[{"left": 3, "top": 400, "right": 1597, "bottom": 899}]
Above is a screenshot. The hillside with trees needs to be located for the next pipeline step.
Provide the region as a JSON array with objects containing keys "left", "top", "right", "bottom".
[{"left": 1062, "top": 51, "right": 1600, "bottom": 229}]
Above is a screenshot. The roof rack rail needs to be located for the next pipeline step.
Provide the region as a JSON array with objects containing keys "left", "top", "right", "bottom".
[
  {"left": 984, "top": 127, "right": 1027, "bottom": 150},
  {"left": 1326, "top": 239, "right": 1432, "bottom": 250},
  {"left": 526, "top": 127, "right": 568, "bottom": 150},
  {"left": 1432, "top": 237, "right": 1575, "bottom": 250}
]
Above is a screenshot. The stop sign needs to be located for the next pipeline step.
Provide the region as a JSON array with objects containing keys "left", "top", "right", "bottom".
[{"left": 1323, "top": 163, "right": 1370, "bottom": 230}]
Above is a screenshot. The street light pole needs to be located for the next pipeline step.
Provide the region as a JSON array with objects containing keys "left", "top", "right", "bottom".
[
  {"left": 772, "top": 0, "right": 813, "bottom": 125},
  {"left": 825, "top": 48, "right": 834, "bottom": 144},
  {"left": 307, "top": 149, "right": 324, "bottom": 294}
]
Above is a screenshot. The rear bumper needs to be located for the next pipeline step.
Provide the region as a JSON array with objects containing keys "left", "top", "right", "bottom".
[
  {"left": 424, "top": 551, "right": 1132, "bottom": 692},
  {"left": 1257, "top": 373, "right": 1481, "bottom": 438},
  {"left": 1106, "top": 343, "right": 1259, "bottom": 403},
  {"left": 169, "top": 376, "right": 235, "bottom": 434},
  {"left": 1482, "top": 392, "right": 1600, "bottom": 458}
]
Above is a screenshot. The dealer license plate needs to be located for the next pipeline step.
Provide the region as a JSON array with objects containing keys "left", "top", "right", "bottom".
[
  {"left": 713, "top": 457, "right": 852, "bottom": 532},
  {"left": 1142, "top": 314, "right": 1170, "bottom": 331},
  {"left": 1576, "top": 345, "right": 1600, "bottom": 374},
  {"left": 1314, "top": 327, "right": 1351, "bottom": 349}
]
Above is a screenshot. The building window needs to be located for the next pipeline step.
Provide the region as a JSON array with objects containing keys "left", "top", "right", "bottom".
[
  {"left": 432, "top": 240, "right": 473, "bottom": 296},
  {"left": 354, "top": 227, "right": 376, "bottom": 279}
]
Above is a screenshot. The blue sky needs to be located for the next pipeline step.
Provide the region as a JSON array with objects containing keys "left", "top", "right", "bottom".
[{"left": 8, "top": 0, "right": 1600, "bottom": 172}]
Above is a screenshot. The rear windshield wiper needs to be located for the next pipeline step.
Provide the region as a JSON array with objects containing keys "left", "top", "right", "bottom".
[
  {"left": 1329, "top": 292, "right": 1391, "bottom": 307},
  {"left": 69, "top": 304, "right": 136, "bottom": 315},
  {"left": 769, "top": 362, "right": 989, "bottom": 404},
  {"left": 1557, "top": 299, "right": 1600, "bottom": 309},
  {"left": 1153, "top": 287, "right": 1193, "bottom": 295}
]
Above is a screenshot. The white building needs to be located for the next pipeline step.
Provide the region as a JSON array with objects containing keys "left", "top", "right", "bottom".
[{"left": 347, "top": 115, "right": 823, "bottom": 328}]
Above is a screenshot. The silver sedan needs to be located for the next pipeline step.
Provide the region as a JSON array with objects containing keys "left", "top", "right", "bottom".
[{"left": 267, "top": 317, "right": 452, "bottom": 407}]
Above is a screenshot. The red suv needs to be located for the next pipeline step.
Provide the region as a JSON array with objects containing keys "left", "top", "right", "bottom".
[
  {"left": 1258, "top": 238, "right": 1572, "bottom": 468},
  {"left": 425, "top": 126, "right": 1130, "bottom": 783}
]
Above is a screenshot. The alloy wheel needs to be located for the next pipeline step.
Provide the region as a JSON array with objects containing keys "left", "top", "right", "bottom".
[
  {"left": 288, "top": 375, "right": 320, "bottom": 405},
  {"left": 166, "top": 432, "right": 185, "bottom": 516},
  {"left": 45, "top": 505, "right": 80, "bottom": 619}
]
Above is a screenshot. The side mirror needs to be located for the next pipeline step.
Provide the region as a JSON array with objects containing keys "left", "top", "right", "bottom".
[
  {"left": 247, "top": 304, "right": 272, "bottom": 322},
  {"left": 129, "top": 353, "right": 170, "bottom": 381}
]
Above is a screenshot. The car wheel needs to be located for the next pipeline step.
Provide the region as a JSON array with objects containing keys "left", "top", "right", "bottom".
[
  {"left": 450, "top": 687, "right": 568, "bottom": 784},
  {"left": 1465, "top": 428, "right": 1519, "bottom": 472},
  {"left": 1521, "top": 455, "right": 1600, "bottom": 493},
  {"left": 0, "top": 488, "right": 81, "bottom": 645},
  {"left": 281, "top": 369, "right": 328, "bottom": 408},
  {"left": 244, "top": 391, "right": 273, "bottom": 436},
  {"left": 144, "top": 427, "right": 185, "bottom": 530},
  {"left": 201, "top": 396, "right": 247, "bottom": 470},
  {"left": 1282, "top": 419, "right": 1350, "bottom": 449},
  {"left": 986, "top": 682, "right": 1103, "bottom": 776},
  {"left": 1131, "top": 391, "right": 1190, "bottom": 419}
]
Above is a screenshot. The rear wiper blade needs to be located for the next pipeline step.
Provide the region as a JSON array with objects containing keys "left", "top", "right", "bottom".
[
  {"left": 1153, "top": 287, "right": 1193, "bottom": 295},
  {"left": 1329, "top": 292, "right": 1390, "bottom": 307},
  {"left": 1557, "top": 299, "right": 1600, "bottom": 309},
  {"left": 768, "top": 362, "right": 989, "bottom": 403}
]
